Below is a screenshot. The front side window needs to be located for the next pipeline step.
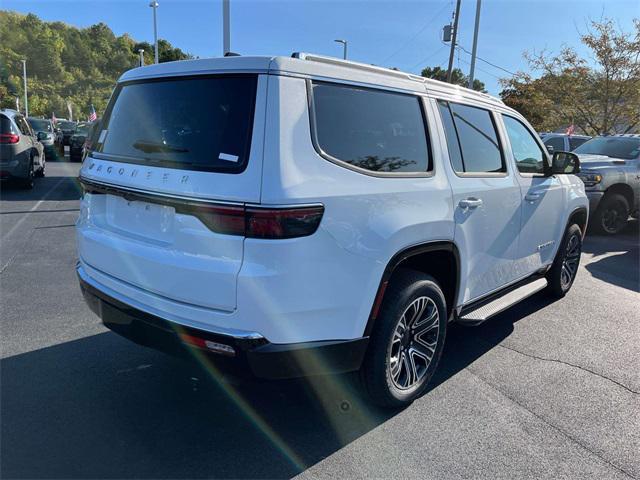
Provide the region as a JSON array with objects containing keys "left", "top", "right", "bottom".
[
  {"left": 311, "top": 82, "right": 431, "bottom": 174},
  {"left": 94, "top": 75, "right": 258, "bottom": 173},
  {"left": 503, "top": 115, "right": 547, "bottom": 174}
]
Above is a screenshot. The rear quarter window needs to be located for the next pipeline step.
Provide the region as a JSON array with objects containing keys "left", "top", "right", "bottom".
[
  {"left": 310, "top": 82, "right": 431, "bottom": 175},
  {"left": 94, "top": 75, "right": 258, "bottom": 173}
]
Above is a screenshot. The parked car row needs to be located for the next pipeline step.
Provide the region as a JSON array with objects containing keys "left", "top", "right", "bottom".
[{"left": 1, "top": 108, "right": 46, "bottom": 188}]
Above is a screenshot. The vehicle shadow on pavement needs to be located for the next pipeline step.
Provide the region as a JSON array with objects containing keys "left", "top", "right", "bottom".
[
  {"left": 0, "top": 175, "right": 82, "bottom": 203},
  {"left": 0, "top": 294, "right": 553, "bottom": 479},
  {"left": 582, "top": 220, "right": 639, "bottom": 292}
]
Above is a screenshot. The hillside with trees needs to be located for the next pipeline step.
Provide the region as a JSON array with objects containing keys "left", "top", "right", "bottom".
[{"left": 0, "top": 10, "right": 191, "bottom": 119}]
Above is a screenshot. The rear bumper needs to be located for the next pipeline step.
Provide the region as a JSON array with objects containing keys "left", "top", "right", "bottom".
[{"left": 78, "top": 267, "right": 368, "bottom": 379}]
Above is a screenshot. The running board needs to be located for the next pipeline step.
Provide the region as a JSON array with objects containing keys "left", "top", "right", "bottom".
[{"left": 457, "top": 277, "right": 548, "bottom": 326}]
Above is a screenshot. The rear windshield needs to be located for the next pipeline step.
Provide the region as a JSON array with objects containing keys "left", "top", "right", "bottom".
[
  {"left": 58, "top": 121, "right": 76, "bottom": 130},
  {"left": 573, "top": 137, "right": 640, "bottom": 160},
  {"left": 93, "top": 75, "right": 258, "bottom": 173},
  {"left": 1, "top": 115, "right": 14, "bottom": 134},
  {"left": 28, "top": 118, "right": 52, "bottom": 132},
  {"left": 75, "top": 123, "right": 90, "bottom": 135}
]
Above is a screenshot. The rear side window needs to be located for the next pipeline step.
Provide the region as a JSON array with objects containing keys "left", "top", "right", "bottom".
[
  {"left": 94, "top": 75, "right": 258, "bottom": 173},
  {"left": 437, "top": 101, "right": 504, "bottom": 174},
  {"left": 544, "top": 136, "right": 565, "bottom": 152},
  {"left": 569, "top": 137, "right": 588, "bottom": 150},
  {"left": 311, "top": 82, "right": 431, "bottom": 174}
]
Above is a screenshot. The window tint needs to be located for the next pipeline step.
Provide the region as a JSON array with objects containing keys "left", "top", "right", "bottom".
[
  {"left": 28, "top": 118, "right": 52, "bottom": 132},
  {"left": 437, "top": 101, "right": 464, "bottom": 172},
  {"left": 312, "top": 82, "right": 430, "bottom": 173},
  {"left": 448, "top": 103, "right": 503, "bottom": 173},
  {"left": 503, "top": 115, "right": 546, "bottom": 174},
  {"left": 544, "top": 136, "right": 565, "bottom": 152},
  {"left": 15, "top": 116, "right": 31, "bottom": 135},
  {"left": 0, "top": 115, "right": 15, "bottom": 134},
  {"left": 96, "top": 75, "right": 257, "bottom": 173},
  {"left": 568, "top": 137, "right": 588, "bottom": 150}
]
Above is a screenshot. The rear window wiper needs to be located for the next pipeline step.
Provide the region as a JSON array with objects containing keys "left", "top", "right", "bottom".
[{"left": 132, "top": 140, "right": 189, "bottom": 154}]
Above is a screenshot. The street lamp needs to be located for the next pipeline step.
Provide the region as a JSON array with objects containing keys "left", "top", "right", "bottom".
[
  {"left": 21, "top": 59, "right": 28, "bottom": 117},
  {"left": 149, "top": 1, "right": 159, "bottom": 64},
  {"left": 138, "top": 49, "right": 145, "bottom": 67},
  {"left": 334, "top": 39, "right": 347, "bottom": 60}
]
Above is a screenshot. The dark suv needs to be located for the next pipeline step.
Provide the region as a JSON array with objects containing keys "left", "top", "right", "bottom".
[
  {"left": 0, "top": 109, "right": 45, "bottom": 188},
  {"left": 70, "top": 122, "right": 93, "bottom": 162}
]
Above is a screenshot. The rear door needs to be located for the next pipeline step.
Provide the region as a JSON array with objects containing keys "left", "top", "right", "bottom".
[
  {"left": 500, "top": 114, "right": 565, "bottom": 273},
  {"left": 78, "top": 74, "right": 267, "bottom": 312},
  {"left": 436, "top": 100, "right": 522, "bottom": 304}
]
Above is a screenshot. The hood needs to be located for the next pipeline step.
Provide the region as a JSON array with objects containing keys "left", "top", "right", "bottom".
[{"left": 575, "top": 154, "right": 626, "bottom": 169}]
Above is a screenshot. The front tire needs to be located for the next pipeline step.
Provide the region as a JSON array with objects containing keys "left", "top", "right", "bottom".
[
  {"left": 546, "top": 224, "right": 582, "bottom": 298},
  {"left": 593, "top": 193, "right": 629, "bottom": 235},
  {"left": 360, "top": 270, "right": 447, "bottom": 408}
]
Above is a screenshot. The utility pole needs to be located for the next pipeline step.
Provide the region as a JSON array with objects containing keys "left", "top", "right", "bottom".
[
  {"left": 468, "top": 0, "right": 482, "bottom": 89},
  {"left": 149, "top": 1, "right": 159, "bottom": 64},
  {"left": 334, "top": 39, "right": 347, "bottom": 60},
  {"left": 21, "top": 59, "right": 28, "bottom": 117},
  {"left": 446, "top": 0, "right": 462, "bottom": 83},
  {"left": 138, "top": 49, "right": 145, "bottom": 66},
  {"left": 222, "top": 0, "right": 230, "bottom": 55}
]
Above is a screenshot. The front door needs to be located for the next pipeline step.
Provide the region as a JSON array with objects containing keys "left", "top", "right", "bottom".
[
  {"left": 500, "top": 114, "right": 566, "bottom": 276},
  {"left": 436, "top": 100, "right": 522, "bottom": 304}
]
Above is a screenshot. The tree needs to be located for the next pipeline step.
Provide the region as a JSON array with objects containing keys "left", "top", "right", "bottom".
[
  {"left": 500, "top": 18, "right": 640, "bottom": 134},
  {"left": 421, "top": 66, "right": 487, "bottom": 92},
  {"left": 0, "top": 11, "right": 193, "bottom": 118}
]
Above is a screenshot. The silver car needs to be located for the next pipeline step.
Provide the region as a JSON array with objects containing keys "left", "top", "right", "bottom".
[{"left": 0, "top": 109, "right": 45, "bottom": 189}]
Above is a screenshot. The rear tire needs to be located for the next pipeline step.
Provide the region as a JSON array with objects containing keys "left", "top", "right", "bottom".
[
  {"left": 21, "top": 157, "right": 35, "bottom": 190},
  {"left": 360, "top": 270, "right": 447, "bottom": 408},
  {"left": 592, "top": 193, "right": 629, "bottom": 235},
  {"left": 546, "top": 224, "right": 582, "bottom": 298}
]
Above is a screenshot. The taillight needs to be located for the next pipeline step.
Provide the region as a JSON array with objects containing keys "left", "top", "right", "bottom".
[
  {"left": 193, "top": 204, "right": 324, "bottom": 239},
  {"left": 246, "top": 206, "right": 324, "bottom": 239},
  {"left": 0, "top": 133, "right": 19, "bottom": 144}
]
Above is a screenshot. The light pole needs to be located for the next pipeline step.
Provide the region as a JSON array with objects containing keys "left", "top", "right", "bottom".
[
  {"left": 334, "top": 39, "right": 347, "bottom": 60},
  {"left": 149, "top": 1, "right": 159, "bottom": 64},
  {"left": 21, "top": 59, "right": 28, "bottom": 117},
  {"left": 468, "top": 0, "right": 482, "bottom": 89},
  {"left": 222, "top": 0, "right": 230, "bottom": 55},
  {"left": 138, "top": 49, "right": 145, "bottom": 66}
]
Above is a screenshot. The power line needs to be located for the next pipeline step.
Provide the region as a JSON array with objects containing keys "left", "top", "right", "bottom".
[
  {"left": 381, "top": 2, "right": 451, "bottom": 65},
  {"left": 456, "top": 44, "right": 516, "bottom": 76},
  {"left": 409, "top": 44, "right": 448, "bottom": 71}
]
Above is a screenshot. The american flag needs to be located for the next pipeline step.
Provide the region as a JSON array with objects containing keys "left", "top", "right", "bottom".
[
  {"left": 565, "top": 124, "right": 575, "bottom": 136},
  {"left": 88, "top": 105, "right": 97, "bottom": 122}
]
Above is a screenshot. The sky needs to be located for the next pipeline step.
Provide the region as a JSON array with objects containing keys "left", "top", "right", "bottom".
[{"left": 3, "top": 0, "right": 639, "bottom": 95}]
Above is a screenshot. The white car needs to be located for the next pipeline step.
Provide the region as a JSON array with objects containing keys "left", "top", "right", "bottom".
[{"left": 76, "top": 54, "right": 588, "bottom": 407}]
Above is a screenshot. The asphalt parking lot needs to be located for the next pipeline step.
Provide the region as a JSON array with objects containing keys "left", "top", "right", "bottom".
[{"left": 1, "top": 162, "right": 638, "bottom": 479}]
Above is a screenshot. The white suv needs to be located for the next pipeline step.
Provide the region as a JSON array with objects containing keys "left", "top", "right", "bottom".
[{"left": 76, "top": 54, "right": 588, "bottom": 407}]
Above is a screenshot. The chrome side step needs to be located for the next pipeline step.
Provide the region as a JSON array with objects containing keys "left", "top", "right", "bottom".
[{"left": 457, "top": 277, "right": 548, "bottom": 326}]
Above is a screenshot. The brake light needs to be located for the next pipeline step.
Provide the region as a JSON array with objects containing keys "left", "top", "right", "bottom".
[
  {"left": 0, "top": 133, "right": 19, "bottom": 144},
  {"left": 189, "top": 204, "right": 324, "bottom": 239}
]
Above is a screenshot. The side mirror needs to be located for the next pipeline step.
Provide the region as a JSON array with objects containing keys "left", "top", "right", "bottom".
[
  {"left": 551, "top": 151, "right": 580, "bottom": 175},
  {"left": 36, "top": 131, "right": 47, "bottom": 141}
]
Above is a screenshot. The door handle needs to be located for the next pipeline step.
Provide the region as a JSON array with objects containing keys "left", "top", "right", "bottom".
[
  {"left": 459, "top": 198, "right": 483, "bottom": 209},
  {"left": 525, "top": 193, "right": 541, "bottom": 202}
]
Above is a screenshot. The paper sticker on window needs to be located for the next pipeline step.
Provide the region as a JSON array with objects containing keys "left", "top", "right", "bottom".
[
  {"left": 98, "top": 129, "right": 108, "bottom": 143},
  {"left": 219, "top": 152, "right": 239, "bottom": 163}
]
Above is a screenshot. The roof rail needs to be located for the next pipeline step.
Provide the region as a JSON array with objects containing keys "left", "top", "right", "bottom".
[{"left": 292, "top": 52, "right": 427, "bottom": 85}]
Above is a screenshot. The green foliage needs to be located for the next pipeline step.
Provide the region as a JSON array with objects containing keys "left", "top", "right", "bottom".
[
  {"left": 0, "top": 10, "right": 192, "bottom": 119},
  {"left": 421, "top": 66, "right": 487, "bottom": 92}
]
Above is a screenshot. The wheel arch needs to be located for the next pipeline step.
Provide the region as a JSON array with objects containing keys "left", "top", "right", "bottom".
[
  {"left": 567, "top": 206, "right": 588, "bottom": 238},
  {"left": 364, "top": 241, "right": 461, "bottom": 337},
  {"left": 604, "top": 183, "right": 634, "bottom": 210}
]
